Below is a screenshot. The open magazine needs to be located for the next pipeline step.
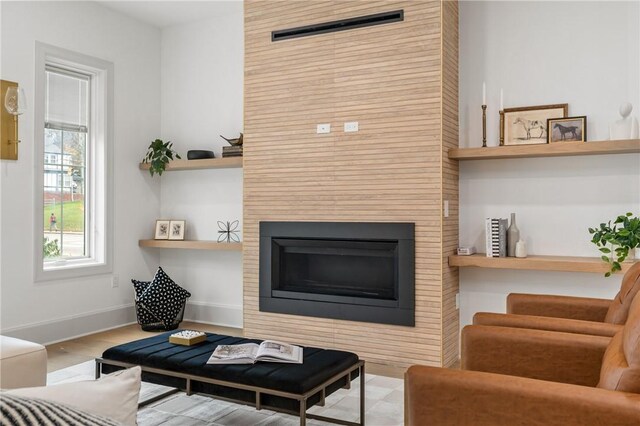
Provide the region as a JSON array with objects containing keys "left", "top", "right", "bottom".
[{"left": 207, "top": 340, "right": 303, "bottom": 365}]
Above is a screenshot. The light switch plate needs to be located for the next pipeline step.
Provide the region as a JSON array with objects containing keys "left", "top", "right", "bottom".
[
  {"left": 344, "top": 121, "right": 359, "bottom": 132},
  {"left": 444, "top": 200, "right": 449, "bottom": 217},
  {"left": 317, "top": 124, "right": 331, "bottom": 134}
]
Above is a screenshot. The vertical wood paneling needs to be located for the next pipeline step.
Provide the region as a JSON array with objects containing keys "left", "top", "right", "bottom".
[
  {"left": 441, "top": 0, "right": 460, "bottom": 368},
  {"left": 244, "top": 0, "right": 458, "bottom": 368}
]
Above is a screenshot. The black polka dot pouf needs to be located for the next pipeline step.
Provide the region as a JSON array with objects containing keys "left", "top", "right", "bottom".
[{"left": 132, "top": 268, "right": 191, "bottom": 331}]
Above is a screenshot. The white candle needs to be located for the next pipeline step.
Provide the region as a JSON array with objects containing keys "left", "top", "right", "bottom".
[
  {"left": 482, "top": 82, "right": 486, "bottom": 105},
  {"left": 500, "top": 89, "right": 504, "bottom": 111}
]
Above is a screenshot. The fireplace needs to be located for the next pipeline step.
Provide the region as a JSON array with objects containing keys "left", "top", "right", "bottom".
[{"left": 259, "top": 222, "right": 415, "bottom": 326}]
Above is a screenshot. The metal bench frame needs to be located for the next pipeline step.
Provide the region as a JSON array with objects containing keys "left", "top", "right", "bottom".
[{"left": 95, "top": 358, "right": 365, "bottom": 426}]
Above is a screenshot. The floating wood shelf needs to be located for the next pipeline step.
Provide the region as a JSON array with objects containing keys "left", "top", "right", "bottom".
[
  {"left": 139, "top": 240, "right": 242, "bottom": 251},
  {"left": 449, "top": 254, "right": 633, "bottom": 274},
  {"left": 448, "top": 139, "right": 640, "bottom": 160},
  {"left": 139, "top": 157, "right": 243, "bottom": 171}
]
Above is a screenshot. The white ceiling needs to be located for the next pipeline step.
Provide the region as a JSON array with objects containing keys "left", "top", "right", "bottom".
[{"left": 97, "top": 1, "right": 242, "bottom": 28}]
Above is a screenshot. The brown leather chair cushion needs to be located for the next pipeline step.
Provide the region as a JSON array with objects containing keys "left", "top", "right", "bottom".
[
  {"left": 598, "top": 289, "right": 640, "bottom": 392},
  {"left": 604, "top": 262, "right": 640, "bottom": 324}
]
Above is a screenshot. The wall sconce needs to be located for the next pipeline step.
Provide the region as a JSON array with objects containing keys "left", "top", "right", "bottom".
[{"left": 1, "top": 80, "right": 26, "bottom": 160}]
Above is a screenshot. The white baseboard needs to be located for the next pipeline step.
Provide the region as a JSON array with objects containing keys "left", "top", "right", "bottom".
[
  {"left": 183, "top": 301, "right": 243, "bottom": 329},
  {"left": 0, "top": 301, "right": 244, "bottom": 345},
  {"left": 1, "top": 304, "right": 137, "bottom": 345}
]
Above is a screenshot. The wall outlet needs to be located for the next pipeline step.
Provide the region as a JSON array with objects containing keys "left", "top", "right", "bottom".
[
  {"left": 316, "top": 123, "right": 331, "bottom": 134},
  {"left": 111, "top": 274, "right": 119, "bottom": 288},
  {"left": 344, "top": 121, "right": 359, "bottom": 132},
  {"left": 455, "top": 293, "right": 460, "bottom": 310},
  {"left": 444, "top": 200, "right": 449, "bottom": 218}
]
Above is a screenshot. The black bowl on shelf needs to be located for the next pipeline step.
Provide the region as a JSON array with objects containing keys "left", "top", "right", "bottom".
[{"left": 187, "top": 150, "right": 215, "bottom": 160}]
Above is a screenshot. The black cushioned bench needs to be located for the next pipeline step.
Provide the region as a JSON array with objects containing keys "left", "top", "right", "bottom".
[{"left": 97, "top": 331, "right": 364, "bottom": 426}]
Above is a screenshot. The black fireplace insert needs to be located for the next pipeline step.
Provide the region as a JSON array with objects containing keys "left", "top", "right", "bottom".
[{"left": 259, "top": 222, "right": 415, "bottom": 326}]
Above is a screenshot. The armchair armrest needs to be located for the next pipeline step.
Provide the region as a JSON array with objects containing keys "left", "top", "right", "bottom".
[
  {"left": 462, "top": 325, "right": 610, "bottom": 386},
  {"left": 473, "top": 312, "right": 622, "bottom": 337},
  {"left": 507, "top": 293, "right": 611, "bottom": 322},
  {"left": 405, "top": 366, "right": 640, "bottom": 426}
]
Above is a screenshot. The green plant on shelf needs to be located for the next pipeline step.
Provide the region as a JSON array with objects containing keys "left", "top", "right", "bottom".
[
  {"left": 142, "top": 139, "right": 181, "bottom": 176},
  {"left": 589, "top": 212, "right": 640, "bottom": 277}
]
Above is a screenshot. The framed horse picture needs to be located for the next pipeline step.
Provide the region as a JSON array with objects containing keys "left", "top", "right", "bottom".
[
  {"left": 548, "top": 116, "right": 587, "bottom": 143},
  {"left": 502, "top": 104, "right": 568, "bottom": 146}
]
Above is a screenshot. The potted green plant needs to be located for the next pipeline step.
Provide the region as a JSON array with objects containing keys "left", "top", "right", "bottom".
[
  {"left": 142, "top": 139, "right": 181, "bottom": 176},
  {"left": 589, "top": 212, "right": 640, "bottom": 277}
]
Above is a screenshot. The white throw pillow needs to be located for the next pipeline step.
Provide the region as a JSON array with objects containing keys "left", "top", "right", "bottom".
[{"left": 7, "top": 366, "right": 141, "bottom": 425}]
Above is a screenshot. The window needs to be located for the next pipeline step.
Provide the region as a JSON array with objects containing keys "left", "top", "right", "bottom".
[
  {"left": 34, "top": 43, "right": 113, "bottom": 281},
  {"left": 44, "top": 67, "right": 89, "bottom": 259}
]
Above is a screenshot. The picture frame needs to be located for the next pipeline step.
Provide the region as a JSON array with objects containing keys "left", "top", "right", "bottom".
[
  {"left": 154, "top": 220, "right": 170, "bottom": 240},
  {"left": 502, "top": 104, "right": 568, "bottom": 146},
  {"left": 547, "top": 116, "right": 587, "bottom": 143},
  {"left": 168, "top": 220, "right": 186, "bottom": 240}
]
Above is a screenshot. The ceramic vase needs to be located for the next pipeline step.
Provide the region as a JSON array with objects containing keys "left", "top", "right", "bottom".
[
  {"left": 507, "top": 213, "right": 520, "bottom": 257},
  {"left": 515, "top": 240, "right": 527, "bottom": 258}
]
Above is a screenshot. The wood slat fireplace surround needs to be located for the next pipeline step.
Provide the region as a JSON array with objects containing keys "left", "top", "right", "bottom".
[{"left": 243, "top": 0, "right": 459, "bottom": 368}]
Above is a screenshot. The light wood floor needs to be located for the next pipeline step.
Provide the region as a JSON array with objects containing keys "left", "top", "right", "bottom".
[{"left": 46, "top": 322, "right": 407, "bottom": 378}]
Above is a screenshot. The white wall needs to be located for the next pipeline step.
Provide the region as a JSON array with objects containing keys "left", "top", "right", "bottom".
[
  {"left": 458, "top": 1, "right": 640, "bottom": 327},
  {"left": 0, "top": 1, "right": 161, "bottom": 342},
  {"left": 159, "top": 3, "right": 244, "bottom": 327}
]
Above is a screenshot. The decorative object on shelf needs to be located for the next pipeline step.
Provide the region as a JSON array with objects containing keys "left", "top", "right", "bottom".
[
  {"left": 457, "top": 246, "right": 476, "bottom": 256},
  {"left": 507, "top": 213, "right": 520, "bottom": 257},
  {"left": 154, "top": 220, "right": 170, "bottom": 240},
  {"left": 515, "top": 240, "right": 527, "bottom": 258},
  {"left": 2, "top": 80, "right": 26, "bottom": 160},
  {"left": 589, "top": 212, "right": 640, "bottom": 277},
  {"left": 168, "top": 220, "right": 186, "bottom": 240},
  {"left": 132, "top": 267, "right": 191, "bottom": 331},
  {"left": 220, "top": 133, "right": 243, "bottom": 146},
  {"left": 142, "top": 139, "right": 181, "bottom": 176},
  {"left": 485, "top": 218, "right": 507, "bottom": 257},
  {"left": 482, "top": 105, "right": 487, "bottom": 148},
  {"left": 187, "top": 150, "right": 215, "bottom": 160},
  {"left": 502, "top": 104, "right": 568, "bottom": 146},
  {"left": 169, "top": 330, "right": 207, "bottom": 346},
  {"left": 222, "top": 145, "right": 243, "bottom": 157},
  {"left": 218, "top": 220, "right": 241, "bottom": 243},
  {"left": 499, "top": 89, "right": 505, "bottom": 146},
  {"left": 548, "top": 116, "right": 587, "bottom": 143},
  {"left": 481, "top": 82, "right": 487, "bottom": 147},
  {"left": 610, "top": 103, "right": 639, "bottom": 140}
]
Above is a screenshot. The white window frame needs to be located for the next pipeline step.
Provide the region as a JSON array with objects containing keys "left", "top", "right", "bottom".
[{"left": 34, "top": 42, "right": 114, "bottom": 282}]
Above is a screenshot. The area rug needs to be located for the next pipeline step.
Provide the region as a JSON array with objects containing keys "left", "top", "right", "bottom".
[{"left": 48, "top": 361, "right": 403, "bottom": 425}]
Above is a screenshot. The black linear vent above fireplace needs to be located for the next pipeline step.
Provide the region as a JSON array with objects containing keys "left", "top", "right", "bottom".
[
  {"left": 271, "top": 10, "right": 404, "bottom": 42},
  {"left": 259, "top": 222, "right": 415, "bottom": 326}
]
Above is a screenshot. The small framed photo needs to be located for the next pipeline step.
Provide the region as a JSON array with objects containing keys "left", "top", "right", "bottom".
[
  {"left": 154, "top": 220, "right": 170, "bottom": 240},
  {"left": 503, "top": 104, "right": 568, "bottom": 146},
  {"left": 168, "top": 220, "right": 186, "bottom": 240},
  {"left": 547, "top": 116, "right": 587, "bottom": 143}
]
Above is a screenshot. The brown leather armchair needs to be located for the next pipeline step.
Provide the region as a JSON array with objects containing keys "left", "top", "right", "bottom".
[
  {"left": 405, "top": 289, "right": 640, "bottom": 426},
  {"left": 473, "top": 261, "right": 640, "bottom": 337}
]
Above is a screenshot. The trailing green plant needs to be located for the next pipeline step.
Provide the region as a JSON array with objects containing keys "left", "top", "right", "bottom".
[
  {"left": 43, "top": 237, "right": 61, "bottom": 258},
  {"left": 589, "top": 212, "right": 640, "bottom": 277},
  {"left": 142, "top": 139, "right": 181, "bottom": 176}
]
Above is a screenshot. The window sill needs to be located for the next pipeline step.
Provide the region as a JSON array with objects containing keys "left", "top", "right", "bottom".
[{"left": 36, "top": 259, "right": 112, "bottom": 282}]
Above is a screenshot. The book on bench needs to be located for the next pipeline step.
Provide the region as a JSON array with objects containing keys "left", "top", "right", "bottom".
[{"left": 207, "top": 340, "right": 303, "bottom": 365}]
